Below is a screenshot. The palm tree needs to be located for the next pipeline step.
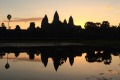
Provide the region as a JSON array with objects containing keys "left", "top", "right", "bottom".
[
  {"left": 7, "top": 14, "right": 12, "bottom": 29},
  {"left": 5, "top": 53, "right": 10, "bottom": 69}
]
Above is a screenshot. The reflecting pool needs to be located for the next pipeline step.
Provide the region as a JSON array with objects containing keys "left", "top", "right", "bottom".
[{"left": 0, "top": 46, "right": 120, "bottom": 80}]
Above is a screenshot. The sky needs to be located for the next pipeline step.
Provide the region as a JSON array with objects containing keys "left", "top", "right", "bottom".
[{"left": 0, "top": 0, "right": 120, "bottom": 29}]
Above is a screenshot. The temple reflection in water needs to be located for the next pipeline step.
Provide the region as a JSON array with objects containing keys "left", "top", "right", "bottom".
[{"left": 0, "top": 46, "right": 120, "bottom": 71}]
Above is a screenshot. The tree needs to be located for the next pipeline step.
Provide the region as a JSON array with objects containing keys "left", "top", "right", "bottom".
[
  {"left": 101, "top": 21, "right": 110, "bottom": 29},
  {"left": 15, "top": 25, "right": 21, "bottom": 30},
  {"left": 1, "top": 23, "right": 6, "bottom": 30},
  {"left": 1, "top": 23, "right": 6, "bottom": 27},
  {"left": 5, "top": 53, "right": 10, "bottom": 69},
  {"left": 84, "top": 22, "right": 96, "bottom": 30},
  {"left": 7, "top": 14, "right": 12, "bottom": 29}
]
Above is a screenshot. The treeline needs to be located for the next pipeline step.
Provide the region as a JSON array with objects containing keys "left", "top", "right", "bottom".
[{"left": 0, "top": 11, "right": 120, "bottom": 40}]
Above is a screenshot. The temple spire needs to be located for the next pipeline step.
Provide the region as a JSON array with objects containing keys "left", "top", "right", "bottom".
[
  {"left": 68, "top": 16, "right": 74, "bottom": 26},
  {"left": 52, "top": 11, "right": 60, "bottom": 23}
]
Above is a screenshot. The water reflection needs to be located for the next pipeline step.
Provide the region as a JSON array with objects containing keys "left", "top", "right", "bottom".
[
  {"left": 0, "top": 46, "right": 120, "bottom": 71},
  {"left": 5, "top": 53, "right": 10, "bottom": 69}
]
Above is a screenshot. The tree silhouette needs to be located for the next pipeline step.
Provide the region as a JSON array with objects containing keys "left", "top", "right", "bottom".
[
  {"left": 7, "top": 14, "right": 12, "bottom": 29},
  {"left": 101, "top": 21, "right": 110, "bottom": 29},
  {"left": 1, "top": 23, "right": 6, "bottom": 27},
  {"left": 14, "top": 52, "right": 20, "bottom": 57},
  {"left": 84, "top": 22, "right": 96, "bottom": 30},
  {"left": 1, "top": 23, "right": 6, "bottom": 30},
  {"left": 5, "top": 53, "right": 10, "bottom": 69},
  {"left": 7, "top": 14, "right": 12, "bottom": 21},
  {"left": 15, "top": 25, "right": 21, "bottom": 30}
]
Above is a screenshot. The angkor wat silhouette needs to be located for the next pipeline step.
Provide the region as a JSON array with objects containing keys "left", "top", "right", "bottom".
[{"left": 0, "top": 11, "right": 120, "bottom": 40}]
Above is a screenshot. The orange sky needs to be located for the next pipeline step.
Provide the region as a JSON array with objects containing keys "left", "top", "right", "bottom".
[{"left": 0, "top": 0, "right": 120, "bottom": 29}]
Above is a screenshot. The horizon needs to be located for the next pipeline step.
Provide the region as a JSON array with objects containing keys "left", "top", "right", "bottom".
[{"left": 0, "top": 0, "right": 120, "bottom": 29}]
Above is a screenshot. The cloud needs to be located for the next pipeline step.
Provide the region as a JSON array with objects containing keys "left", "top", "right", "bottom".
[
  {"left": 4, "top": 57, "right": 41, "bottom": 62},
  {"left": 105, "top": 5, "right": 115, "bottom": 10},
  {"left": 12, "top": 58, "right": 41, "bottom": 62},
  {"left": 4, "top": 17, "right": 43, "bottom": 22}
]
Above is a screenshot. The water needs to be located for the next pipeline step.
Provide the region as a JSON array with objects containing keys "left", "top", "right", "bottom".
[{"left": 0, "top": 46, "right": 120, "bottom": 80}]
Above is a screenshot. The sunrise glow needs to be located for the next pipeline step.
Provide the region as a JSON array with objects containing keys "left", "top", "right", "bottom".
[{"left": 0, "top": 0, "right": 120, "bottom": 29}]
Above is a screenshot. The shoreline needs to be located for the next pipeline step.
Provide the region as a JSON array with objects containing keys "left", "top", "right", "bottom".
[
  {"left": 0, "top": 42, "right": 85, "bottom": 47},
  {"left": 0, "top": 39, "right": 120, "bottom": 48},
  {"left": 0, "top": 42, "right": 119, "bottom": 49}
]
